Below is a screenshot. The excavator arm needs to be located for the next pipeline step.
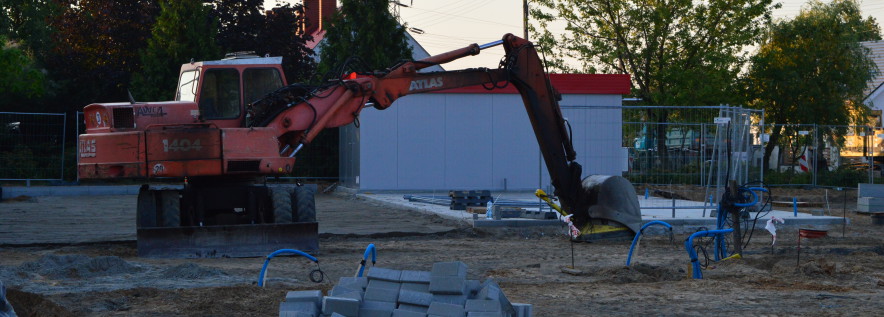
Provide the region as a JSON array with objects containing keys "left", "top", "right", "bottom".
[{"left": 250, "top": 34, "right": 639, "bottom": 233}]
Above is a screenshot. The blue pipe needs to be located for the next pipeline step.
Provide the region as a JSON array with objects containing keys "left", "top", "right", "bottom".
[
  {"left": 685, "top": 229, "right": 733, "bottom": 279},
  {"left": 625, "top": 221, "right": 672, "bottom": 266},
  {"left": 357, "top": 243, "right": 377, "bottom": 277},
  {"left": 257, "top": 249, "right": 318, "bottom": 287}
]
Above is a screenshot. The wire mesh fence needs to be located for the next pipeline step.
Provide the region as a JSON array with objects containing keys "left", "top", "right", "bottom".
[{"left": 0, "top": 112, "right": 67, "bottom": 182}]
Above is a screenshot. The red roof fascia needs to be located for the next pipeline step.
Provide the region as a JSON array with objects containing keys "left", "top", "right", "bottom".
[{"left": 434, "top": 73, "right": 631, "bottom": 95}]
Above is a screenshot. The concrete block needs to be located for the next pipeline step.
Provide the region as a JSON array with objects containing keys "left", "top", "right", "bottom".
[
  {"left": 512, "top": 303, "right": 532, "bottom": 317},
  {"left": 359, "top": 308, "right": 394, "bottom": 317},
  {"left": 859, "top": 183, "right": 884, "bottom": 198},
  {"left": 365, "top": 285, "right": 401, "bottom": 302},
  {"left": 362, "top": 300, "right": 397, "bottom": 311},
  {"left": 322, "top": 296, "right": 360, "bottom": 316},
  {"left": 401, "top": 282, "right": 430, "bottom": 292},
  {"left": 427, "top": 301, "right": 466, "bottom": 317},
  {"left": 392, "top": 309, "right": 428, "bottom": 317},
  {"left": 279, "top": 312, "right": 314, "bottom": 317},
  {"left": 397, "top": 303, "right": 430, "bottom": 313},
  {"left": 400, "top": 270, "right": 432, "bottom": 283},
  {"left": 432, "top": 294, "right": 468, "bottom": 306},
  {"left": 429, "top": 275, "right": 466, "bottom": 295},
  {"left": 465, "top": 280, "right": 481, "bottom": 296},
  {"left": 285, "top": 290, "right": 323, "bottom": 304},
  {"left": 330, "top": 285, "right": 363, "bottom": 297},
  {"left": 338, "top": 276, "right": 368, "bottom": 290},
  {"left": 398, "top": 289, "right": 434, "bottom": 306},
  {"left": 279, "top": 301, "right": 318, "bottom": 317},
  {"left": 475, "top": 279, "right": 514, "bottom": 316},
  {"left": 334, "top": 290, "right": 363, "bottom": 302},
  {"left": 368, "top": 279, "right": 402, "bottom": 290},
  {"left": 431, "top": 261, "right": 467, "bottom": 278},
  {"left": 466, "top": 312, "right": 502, "bottom": 317},
  {"left": 330, "top": 313, "right": 347, "bottom": 317},
  {"left": 465, "top": 300, "right": 500, "bottom": 312},
  {"left": 368, "top": 267, "right": 403, "bottom": 282}
]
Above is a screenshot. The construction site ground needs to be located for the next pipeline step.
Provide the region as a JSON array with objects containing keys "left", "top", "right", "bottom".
[{"left": 1, "top": 185, "right": 883, "bottom": 316}]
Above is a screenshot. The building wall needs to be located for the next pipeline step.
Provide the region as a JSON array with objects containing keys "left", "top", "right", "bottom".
[{"left": 340, "top": 93, "right": 626, "bottom": 191}]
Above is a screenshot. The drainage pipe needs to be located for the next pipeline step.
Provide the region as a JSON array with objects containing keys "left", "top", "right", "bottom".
[
  {"left": 685, "top": 228, "right": 734, "bottom": 279},
  {"left": 356, "top": 243, "right": 377, "bottom": 277},
  {"left": 258, "top": 249, "right": 320, "bottom": 287},
  {"left": 625, "top": 221, "right": 673, "bottom": 266}
]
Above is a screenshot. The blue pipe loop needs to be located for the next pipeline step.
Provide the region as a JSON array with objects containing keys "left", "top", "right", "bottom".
[
  {"left": 357, "top": 243, "right": 377, "bottom": 277},
  {"left": 625, "top": 221, "right": 673, "bottom": 266},
  {"left": 685, "top": 228, "right": 733, "bottom": 279},
  {"left": 257, "top": 249, "right": 319, "bottom": 287}
]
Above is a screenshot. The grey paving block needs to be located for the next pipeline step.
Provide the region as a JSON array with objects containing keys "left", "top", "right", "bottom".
[
  {"left": 465, "top": 300, "right": 501, "bottom": 312},
  {"left": 432, "top": 294, "right": 468, "bottom": 306},
  {"left": 466, "top": 312, "right": 502, "bottom": 317},
  {"left": 512, "top": 303, "right": 532, "bottom": 317},
  {"left": 360, "top": 308, "right": 394, "bottom": 317},
  {"left": 465, "top": 280, "right": 481, "bottom": 296},
  {"left": 475, "top": 280, "right": 514, "bottom": 316},
  {"left": 398, "top": 289, "right": 434, "bottom": 306},
  {"left": 427, "top": 301, "right": 465, "bottom": 317},
  {"left": 338, "top": 276, "right": 368, "bottom": 290},
  {"left": 285, "top": 290, "right": 323, "bottom": 304},
  {"left": 362, "top": 300, "right": 397, "bottom": 311},
  {"left": 401, "top": 282, "right": 430, "bottom": 292},
  {"left": 322, "top": 296, "right": 360, "bottom": 316},
  {"left": 330, "top": 285, "right": 363, "bottom": 297},
  {"left": 280, "top": 301, "right": 318, "bottom": 315},
  {"left": 368, "top": 279, "right": 402, "bottom": 290},
  {"left": 279, "top": 311, "right": 314, "bottom": 317},
  {"left": 365, "top": 285, "right": 401, "bottom": 302},
  {"left": 392, "top": 309, "right": 428, "bottom": 317},
  {"left": 400, "top": 270, "right": 432, "bottom": 283},
  {"left": 335, "top": 290, "right": 363, "bottom": 302},
  {"left": 429, "top": 275, "right": 466, "bottom": 295},
  {"left": 397, "top": 303, "right": 430, "bottom": 313},
  {"left": 368, "top": 267, "right": 403, "bottom": 282},
  {"left": 330, "top": 313, "right": 347, "bottom": 317},
  {"left": 431, "top": 261, "right": 467, "bottom": 278}
]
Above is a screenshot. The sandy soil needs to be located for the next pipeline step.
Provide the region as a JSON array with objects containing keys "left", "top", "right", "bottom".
[{"left": 1, "top": 188, "right": 883, "bottom": 316}]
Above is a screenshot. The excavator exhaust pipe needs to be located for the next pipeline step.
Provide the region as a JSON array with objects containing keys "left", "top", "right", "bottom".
[{"left": 574, "top": 175, "right": 643, "bottom": 241}]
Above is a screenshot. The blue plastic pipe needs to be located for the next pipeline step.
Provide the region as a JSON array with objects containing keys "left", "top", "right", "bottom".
[
  {"left": 625, "top": 221, "right": 672, "bottom": 266},
  {"left": 257, "top": 249, "right": 318, "bottom": 287},
  {"left": 685, "top": 228, "right": 734, "bottom": 279},
  {"left": 356, "top": 243, "right": 377, "bottom": 277},
  {"left": 793, "top": 197, "right": 798, "bottom": 217}
]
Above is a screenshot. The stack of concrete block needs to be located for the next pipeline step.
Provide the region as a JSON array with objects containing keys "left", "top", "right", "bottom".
[
  {"left": 278, "top": 261, "right": 532, "bottom": 317},
  {"left": 858, "top": 183, "right": 884, "bottom": 213}
]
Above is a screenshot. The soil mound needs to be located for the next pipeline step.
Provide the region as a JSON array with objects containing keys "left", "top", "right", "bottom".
[{"left": 19, "top": 255, "right": 143, "bottom": 279}]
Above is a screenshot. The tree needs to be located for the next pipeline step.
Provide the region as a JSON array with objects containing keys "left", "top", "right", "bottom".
[
  {"left": 317, "top": 0, "right": 411, "bottom": 77},
  {"left": 0, "top": 0, "right": 59, "bottom": 64},
  {"left": 0, "top": 36, "right": 46, "bottom": 110},
  {"left": 744, "top": 0, "right": 881, "bottom": 169},
  {"left": 210, "top": 0, "right": 315, "bottom": 83},
  {"left": 131, "top": 0, "right": 221, "bottom": 101},
  {"left": 531, "top": 0, "right": 777, "bottom": 161}
]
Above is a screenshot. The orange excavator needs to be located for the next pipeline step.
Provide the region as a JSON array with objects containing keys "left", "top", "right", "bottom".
[{"left": 78, "top": 34, "right": 641, "bottom": 258}]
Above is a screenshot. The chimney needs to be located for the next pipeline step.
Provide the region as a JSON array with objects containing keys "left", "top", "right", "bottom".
[{"left": 304, "top": 0, "right": 337, "bottom": 35}]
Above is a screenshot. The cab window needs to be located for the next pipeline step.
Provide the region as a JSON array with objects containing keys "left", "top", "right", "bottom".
[
  {"left": 243, "top": 68, "right": 284, "bottom": 105},
  {"left": 199, "top": 68, "right": 241, "bottom": 119},
  {"left": 177, "top": 70, "right": 199, "bottom": 102}
]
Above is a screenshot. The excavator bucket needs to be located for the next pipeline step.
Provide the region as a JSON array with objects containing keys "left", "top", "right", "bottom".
[
  {"left": 137, "top": 222, "right": 318, "bottom": 258},
  {"left": 575, "top": 175, "right": 643, "bottom": 241}
]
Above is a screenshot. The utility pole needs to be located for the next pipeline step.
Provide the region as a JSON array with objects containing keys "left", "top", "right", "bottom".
[{"left": 523, "top": 0, "right": 529, "bottom": 40}]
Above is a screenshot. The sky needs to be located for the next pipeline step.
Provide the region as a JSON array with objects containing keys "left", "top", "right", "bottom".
[{"left": 266, "top": 0, "right": 884, "bottom": 71}]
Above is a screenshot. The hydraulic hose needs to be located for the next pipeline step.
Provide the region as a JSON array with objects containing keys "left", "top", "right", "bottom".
[
  {"left": 257, "top": 249, "right": 321, "bottom": 287},
  {"left": 625, "top": 221, "right": 673, "bottom": 266},
  {"left": 356, "top": 243, "right": 377, "bottom": 277},
  {"left": 685, "top": 229, "right": 734, "bottom": 279}
]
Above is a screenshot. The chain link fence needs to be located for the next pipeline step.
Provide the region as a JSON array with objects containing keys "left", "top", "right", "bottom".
[{"left": 0, "top": 112, "right": 68, "bottom": 183}]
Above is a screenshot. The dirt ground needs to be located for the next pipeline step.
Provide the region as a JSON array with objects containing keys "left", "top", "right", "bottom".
[{"left": 1, "top": 187, "right": 883, "bottom": 316}]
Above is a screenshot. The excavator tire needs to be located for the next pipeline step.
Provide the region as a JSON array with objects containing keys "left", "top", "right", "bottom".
[
  {"left": 271, "top": 186, "right": 294, "bottom": 223},
  {"left": 294, "top": 185, "right": 316, "bottom": 223},
  {"left": 136, "top": 186, "right": 157, "bottom": 228},
  {"left": 158, "top": 190, "right": 180, "bottom": 227}
]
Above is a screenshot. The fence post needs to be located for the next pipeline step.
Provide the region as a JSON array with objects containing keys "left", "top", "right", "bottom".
[
  {"left": 813, "top": 124, "right": 817, "bottom": 187},
  {"left": 61, "top": 112, "right": 67, "bottom": 182}
]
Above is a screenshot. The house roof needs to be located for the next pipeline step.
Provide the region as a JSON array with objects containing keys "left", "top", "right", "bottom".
[
  {"left": 862, "top": 40, "right": 884, "bottom": 104},
  {"left": 434, "top": 73, "right": 632, "bottom": 95}
]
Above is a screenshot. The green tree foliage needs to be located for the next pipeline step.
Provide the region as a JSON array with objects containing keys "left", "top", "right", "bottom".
[
  {"left": 0, "top": 0, "right": 59, "bottom": 64},
  {"left": 132, "top": 0, "right": 221, "bottom": 101},
  {"left": 318, "top": 0, "right": 411, "bottom": 77},
  {"left": 0, "top": 37, "right": 46, "bottom": 110},
  {"left": 744, "top": 0, "right": 881, "bottom": 168},
  {"left": 210, "top": 0, "right": 315, "bottom": 83},
  {"left": 532, "top": 0, "right": 776, "bottom": 162},
  {"left": 49, "top": 0, "right": 159, "bottom": 108}
]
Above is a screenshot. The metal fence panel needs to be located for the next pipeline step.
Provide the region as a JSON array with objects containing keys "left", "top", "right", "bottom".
[{"left": 0, "top": 112, "right": 67, "bottom": 181}]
